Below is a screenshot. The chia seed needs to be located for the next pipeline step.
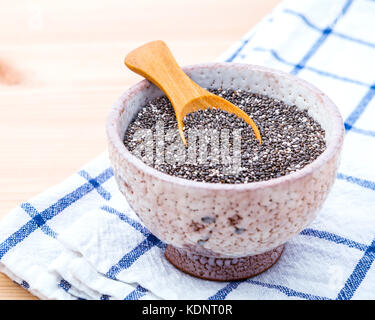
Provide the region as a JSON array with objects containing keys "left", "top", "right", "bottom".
[
  {"left": 123, "top": 88, "right": 326, "bottom": 184},
  {"left": 201, "top": 216, "right": 216, "bottom": 224}
]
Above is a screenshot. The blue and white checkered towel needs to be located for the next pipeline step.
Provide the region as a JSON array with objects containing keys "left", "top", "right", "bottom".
[{"left": 1, "top": 0, "right": 375, "bottom": 300}]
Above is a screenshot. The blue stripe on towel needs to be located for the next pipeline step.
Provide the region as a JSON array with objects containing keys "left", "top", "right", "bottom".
[
  {"left": 0, "top": 167, "right": 113, "bottom": 260},
  {"left": 78, "top": 170, "right": 112, "bottom": 200},
  {"left": 20, "top": 203, "right": 58, "bottom": 239},
  {"left": 344, "top": 85, "right": 375, "bottom": 132},
  {"left": 289, "top": 0, "right": 353, "bottom": 75},
  {"left": 106, "top": 234, "right": 162, "bottom": 280},
  {"left": 337, "top": 173, "right": 375, "bottom": 191},
  {"left": 59, "top": 279, "right": 72, "bottom": 291},
  {"left": 209, "top": 279, "right": 330, "bottom": 300},
  {"left": 300, "top": 228, "right": 369, "bottom": 252},
  {"left": 348, "top": 126, "right": 375, "bottom": 137},
  {"left": 208, "top": 281, "right": 243, "bottom": 300},
  {"left": 283, "top": 8, "right": 375, "bottom": 49},
  {"left": 251, "top": 47, "right": 370, "bottom": 87},
  {"left": 247, "top": 280, "right": 330, "bottom": 300},
  {"left": 226, "top": 35, "right": 254, "bottom": 63},
  {"left": 124, "top": 285, "right": 148, "bottom": 300},
  {"left": 100, "top": 205, "right": 150, "bottom": 237},
  {"left": 337, "top": 237, "right": 375, "bottom": 299}
]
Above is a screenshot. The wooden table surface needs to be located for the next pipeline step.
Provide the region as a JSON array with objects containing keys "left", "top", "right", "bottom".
[{"left": 0, "top": 0, "right": 280, "bottom": 300}]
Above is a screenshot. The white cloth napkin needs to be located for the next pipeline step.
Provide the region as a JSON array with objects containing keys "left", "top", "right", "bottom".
[{"left": 1, "top": 0, "right": 375, "bottom": 300}]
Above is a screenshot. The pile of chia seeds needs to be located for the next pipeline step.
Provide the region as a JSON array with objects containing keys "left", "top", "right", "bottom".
[{"left": 123, "top": 88, "right": 326, "bottom": 184}]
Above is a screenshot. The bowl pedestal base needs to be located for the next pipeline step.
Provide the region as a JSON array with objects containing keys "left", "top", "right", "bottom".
[{"left": 164, "top": 244, "right": 284, "bottom": 281}]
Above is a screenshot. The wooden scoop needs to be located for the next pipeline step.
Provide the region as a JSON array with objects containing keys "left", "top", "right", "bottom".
[{"left": 124, "top": 40, "right": 262, "bottom": 145}]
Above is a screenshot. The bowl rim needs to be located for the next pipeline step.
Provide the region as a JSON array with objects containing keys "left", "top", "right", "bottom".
[{"left": 106, "top": 62, "right": 344, "bottom": 191}]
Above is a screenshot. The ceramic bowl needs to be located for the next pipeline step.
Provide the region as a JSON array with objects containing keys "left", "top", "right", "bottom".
[{"left": 106, "top": 62, "right": 344, "bottom": 281}]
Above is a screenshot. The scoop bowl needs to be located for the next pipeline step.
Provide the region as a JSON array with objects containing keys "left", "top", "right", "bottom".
[{"left": 106, "top": 62, "right": 344, "bottom": 281}]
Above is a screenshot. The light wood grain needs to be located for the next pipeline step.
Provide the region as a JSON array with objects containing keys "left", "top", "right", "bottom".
[{"left": 0, "top": 0, "right": 280, "bottom": 300}]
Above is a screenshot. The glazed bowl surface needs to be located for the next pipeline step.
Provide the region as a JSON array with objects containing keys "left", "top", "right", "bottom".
[{"left": 106, "top": 62, "right": 344, "bottom": 258}]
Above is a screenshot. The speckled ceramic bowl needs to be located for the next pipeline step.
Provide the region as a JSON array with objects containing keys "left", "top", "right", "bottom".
[{"left": 106, "top": 62, "right": 344, "bottom": 281}]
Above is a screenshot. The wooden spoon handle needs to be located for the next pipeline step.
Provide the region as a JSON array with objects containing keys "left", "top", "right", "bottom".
[{"left": 124, "top": 40, "right": 202, "bottom": 119}]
